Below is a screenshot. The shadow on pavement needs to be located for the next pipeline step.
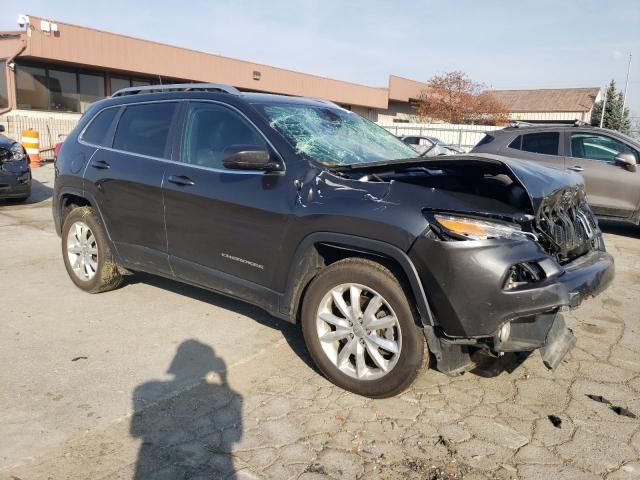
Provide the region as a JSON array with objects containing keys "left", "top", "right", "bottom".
[
  {"left": 598, "top": 219, "right": 640, "bottom": 239},
  {"left": 127, "top": 273, "right": 315, "bottom": 372},
  {"left": 131, "top": 340, "right": 243, "bottom": 479}
]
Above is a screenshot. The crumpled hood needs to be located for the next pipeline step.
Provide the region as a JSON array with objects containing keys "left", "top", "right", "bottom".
[{"left": 456, "top": 154, "right": 584, "bottom": 211}]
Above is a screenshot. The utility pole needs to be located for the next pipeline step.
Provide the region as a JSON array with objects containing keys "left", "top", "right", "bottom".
[
  {"left": 622, "top": 54, "right": 632, "bottom": 115},
  {"left": 600, "top": 86, "right": 608, "bottom": 128}
]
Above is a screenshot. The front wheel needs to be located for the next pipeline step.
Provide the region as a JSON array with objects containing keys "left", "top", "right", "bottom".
[{"left": 301, "top": 258, "right": 426, "bottom": 398}]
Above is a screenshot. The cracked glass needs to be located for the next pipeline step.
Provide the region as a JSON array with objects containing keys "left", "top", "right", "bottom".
[{"left": 254, "top": 103, "right": 416, "bottom": 165}]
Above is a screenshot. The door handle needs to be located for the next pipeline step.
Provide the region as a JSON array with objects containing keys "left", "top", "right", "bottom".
[
  {"left": 167, "top": 175, "right": 195, "bottom": 186},
  {"left": 567, "top": 166, "right": 584, "bottom": 172},
  {"left": 90, "top": 160, "right": 110, "bottom": 170}
]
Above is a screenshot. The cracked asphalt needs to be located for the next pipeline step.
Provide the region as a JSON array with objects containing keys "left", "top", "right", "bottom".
[{"left": 1, "top": 164, "right": 639, "bottom": 479}]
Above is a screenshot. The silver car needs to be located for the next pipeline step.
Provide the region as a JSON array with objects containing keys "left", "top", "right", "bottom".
[
  {"left": 472, "top": 123, "right": 640, "bottom": 225},
  {"left": 400, "top": 135, "right": 465, "bottom": 156}
]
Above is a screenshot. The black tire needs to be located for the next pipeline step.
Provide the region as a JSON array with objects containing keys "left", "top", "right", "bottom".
[
  {"left": 301, "top": 257, "right": 426, "bottom": 398},
  {"left": 61, "top": 206, "right": 123, "bottom": 293}
]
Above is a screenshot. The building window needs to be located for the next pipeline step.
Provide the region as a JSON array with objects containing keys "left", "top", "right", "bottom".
[
  {"left": 0, "top": 61, "right": 8, "bottom": 109},
  {"left": 16, "top": 64, "right": 49, "bottom": 110},
  {"left": 109, "top": 75, "right": 156, "bottom": 95},
  {"left": 48, "top": 68, "right": 77, "bottom": 112},
  {"left": 15, "top": 62, "right": 105, "bottom": 113},
  {"left": 79, "top": 72, "right": 105, "bottom": 111}
]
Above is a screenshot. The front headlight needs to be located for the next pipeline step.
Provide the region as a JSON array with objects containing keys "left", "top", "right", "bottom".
[
  {"left": 10, "top": 143, "right": 26, "bottom": 161},
  {"left": 434, "top": 214, "right": 535, "bottom": 241}
]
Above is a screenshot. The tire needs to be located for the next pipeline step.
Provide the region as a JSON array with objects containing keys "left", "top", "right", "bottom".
[
  {"left": 61, "top": 206, "right": 123, "bottom": 293},
  {"left": 301, "top": 257, "right": 426, "bottom": 398}
]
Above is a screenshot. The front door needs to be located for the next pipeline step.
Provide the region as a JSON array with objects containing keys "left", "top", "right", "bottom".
[
  {"left": 564, "top": 131, "right": 640, "bottom": 218},
  {"left": 163, "top": 101, "right": 292, "bottom": 291}
]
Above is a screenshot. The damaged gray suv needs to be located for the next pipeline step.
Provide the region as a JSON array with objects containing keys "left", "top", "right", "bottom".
[{"left": 53, "top": 84, "right": 614, "bottom": 397}]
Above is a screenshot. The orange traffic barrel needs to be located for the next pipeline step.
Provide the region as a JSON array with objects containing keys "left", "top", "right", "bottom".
[{"left": 21, "top": 129, "right": 41, "bottom": 168}]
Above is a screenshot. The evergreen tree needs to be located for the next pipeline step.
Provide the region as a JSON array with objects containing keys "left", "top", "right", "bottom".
[{"left": 591, "top": 80, "right": 631, "bottom": 133}]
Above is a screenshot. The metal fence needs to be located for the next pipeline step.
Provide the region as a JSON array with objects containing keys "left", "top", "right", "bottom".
[
  {"left": 0, "top": 114, "right": 80, "bottom": 160},
  {"left": 378, "top": 123, "right": 500, "bottom": 151}
]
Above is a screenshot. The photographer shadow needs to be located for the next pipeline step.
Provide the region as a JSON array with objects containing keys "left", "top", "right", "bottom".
[{"left": 131, "top": 340, "right": 243, "bottom": 479}]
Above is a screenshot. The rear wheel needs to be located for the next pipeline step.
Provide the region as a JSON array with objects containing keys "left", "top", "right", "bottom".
[
  {"left": 301, "top": 258, "right": 426, "bottom": 398},
  {"left": 62, "top": 207, "right": 123, "bottom": 293}
]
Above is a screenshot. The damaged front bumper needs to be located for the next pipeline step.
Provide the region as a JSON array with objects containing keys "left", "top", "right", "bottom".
[{"left": 410, "top": 232, "right": 614, "bottom": 374}]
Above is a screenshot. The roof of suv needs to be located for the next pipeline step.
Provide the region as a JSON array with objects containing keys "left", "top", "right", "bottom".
[{"left": 107, "top": 82, "right": 342, "bottom": 109}]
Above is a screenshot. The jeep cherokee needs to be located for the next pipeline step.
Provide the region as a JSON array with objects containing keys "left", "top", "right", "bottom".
[{"left": 53, "top": 84, "right": 614, "bottom": 398}]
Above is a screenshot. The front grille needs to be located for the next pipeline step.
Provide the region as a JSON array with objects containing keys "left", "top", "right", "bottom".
[
  {"left": 534, "top": 186, "right": 598, "bottom": 263},
  {"left": 0, "top": 148, "right": 10, "bottom": 162}
]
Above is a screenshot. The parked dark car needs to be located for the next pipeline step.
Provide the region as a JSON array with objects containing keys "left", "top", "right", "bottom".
[
  {"left": 53, "top": 84, "right": 614, "bottom": 397},
  {"left": 0, "top": 125, "right": 31, "bottom": 202},
  {"left": 472, "top": 122, "right": 640, "bottom": 225},
  {"left": 399, "top": 135, "right": 466, "bottom": 156}
]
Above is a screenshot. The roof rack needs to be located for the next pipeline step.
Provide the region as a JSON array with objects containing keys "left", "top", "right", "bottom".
[
  {"left": 505, "top": 119, "right": 595, "bottom": 130},
  {"left": 111, "top": 83, "right": 241, "bottom": 97}
]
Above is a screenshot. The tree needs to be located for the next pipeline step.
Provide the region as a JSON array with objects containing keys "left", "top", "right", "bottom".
[
  {"left": 414, "top": 71, "right": 508, "bottom": 125},
  {"left": 590, "top": 80, "right": 631, "bottom": 133}
]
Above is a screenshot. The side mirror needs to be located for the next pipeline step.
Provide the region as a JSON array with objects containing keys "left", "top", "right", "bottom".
[
  {"left": 614, "top": 152, "right": 637, "bottom": 172},
  {"left": 222, "top": 145, "right": 282, "bottom": 171},
  {"left": 0, "top": 125, "right": 5, "bottom": 133}
]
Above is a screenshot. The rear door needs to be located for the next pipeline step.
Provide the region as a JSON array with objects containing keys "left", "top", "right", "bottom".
[
  {"left": 83, "top": 101, "right": 179, "bottom": 274},
  {"left": 564, "top": 130, "right": 640, "bottom": 217},
  {"left": 503, "top": 131, "right": 565, "bottom": 170},
  {"left": 163, "top": 100, "right": 292, "bottom": 291}
]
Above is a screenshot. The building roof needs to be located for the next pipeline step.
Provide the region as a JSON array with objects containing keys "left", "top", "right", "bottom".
[{"left": 489, "top": 87, "right": 600, "bottom": 113}]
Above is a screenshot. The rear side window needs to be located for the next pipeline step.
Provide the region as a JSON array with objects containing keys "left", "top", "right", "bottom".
[
  {"left": 82, "top": 107, "right": 119, "bottom": 146},
  {"left": 476, "top": 134, "right": 495, "bottom": 147},
  {"left": 113, "top": 102, "right": 177, "bottom": 158},
  {"left": 508, "top": 135, "right": 522, "bottom": 150},
  {"left": 521, "top": 132, "right": 559, "bottom": 155}
]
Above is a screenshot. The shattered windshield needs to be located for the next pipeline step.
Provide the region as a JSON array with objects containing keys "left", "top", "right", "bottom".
[{"left": 253, "top": 103, "right": 417, "bottom": 165}]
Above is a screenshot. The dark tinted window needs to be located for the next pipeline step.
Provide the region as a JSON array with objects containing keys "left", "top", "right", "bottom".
[
  {"left": 78, "top": 73, "right": 105, "bottom": 112},
  {"left": 508, "top": 135, "right": 522, "bottom": 150},
  {"left": 110, "top": 76, "right": 130, "bottom": 95},
  {"left": 113, "top": 103, "right": 177, "bottom": 158},
  {"left": 48, "top": 69, "right": 78, "bottom": 112},
  {"left": 403, "top": 136, "right": 420, "bottom": 145},
  {"left": 521, "top": 132, "right": 559, "bottom": 155},
  {"left": 0, "top": 61, "right": 8, "bottom": 109},
  {"left": 476, "top": 134, "right": 495, "bottom": 147},
  {"left": 16, "top": 65, "right": 49, "bottom": 110},
  {"left": 82, "top": 107, "right": 119, "bottom": 146},
  {"left": 182, "top": 102, "right": 265, "bottom": 169}
]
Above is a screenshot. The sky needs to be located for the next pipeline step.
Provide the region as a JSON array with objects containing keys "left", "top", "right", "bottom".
[{"left": 1, "top": 0, "right": 639, "bottom": 118}]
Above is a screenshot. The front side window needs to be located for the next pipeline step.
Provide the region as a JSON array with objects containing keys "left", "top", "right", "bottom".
[
  {"left": 182, "top": 102, "right": 266, "bottom": 169},
  {"left": 253, "top": 103, "right": 416, "bottom": 166},
  {"left": 570, "top": 132, "right": 639, "bottom": 162},
  {"left": 113, "top": 103, "right": 177, "bottom": 158},
  {"left": 521, "top": 132, "right": 559, "bottom": 155},
  {"left": 82, "top": 107, "right": 120, "bottom": 146}
]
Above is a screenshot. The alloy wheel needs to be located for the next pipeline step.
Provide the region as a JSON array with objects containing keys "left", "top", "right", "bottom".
[{"left": 315, "top": 283, "right": 402, "bottom": 380}]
